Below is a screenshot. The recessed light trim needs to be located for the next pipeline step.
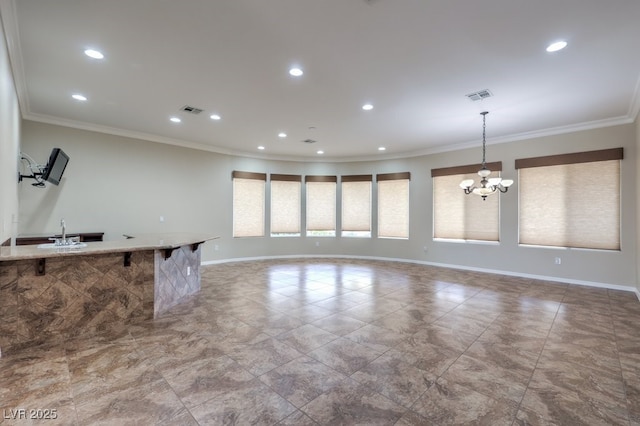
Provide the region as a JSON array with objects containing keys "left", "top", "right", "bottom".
[
  {"left": 210, "top": 114, "right": 221, "bottom": 120},
  {"left": 378, "top": 147, "right": 386, "bottom": 151},
  {"left": 289, "top": 67, "right": 303, "bottom": 77},
  {"left": 362, "top": 103, "right": 374, "bottom": 111},
  {"left": 278, "top": 132, "right": 287, "bottom": 138},
  {"left": 169, "top": 117, "right": 181, "bottom": 123},
  {"left": 72, "top": 94, "right": 87, "bottom": 101},
  {"left": 546, "top": 41, "right": 567, "bottom": 52},
  {"left": 258, "top": 146, "right": 265, "bottom": 150},
  {"left": 84, "top": 49, "right": 104, "bottom": 59},
  {"left": 316, "top": 150, "right": 324, "bottom": 155}
]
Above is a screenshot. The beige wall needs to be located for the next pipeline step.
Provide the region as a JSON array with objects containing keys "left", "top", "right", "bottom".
[
  {"left": 0, "top": 15, "right": 20, "bottom": 244},
  {"left": 19, "top": 120, "right": 637, "bottom": 290}
]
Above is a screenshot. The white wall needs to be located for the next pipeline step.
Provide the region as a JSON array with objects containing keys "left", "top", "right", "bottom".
[
  {"left": 0, "top": 15, "right": 20, "bottom": 245},
  {"left": 19, "top": 120, "right": 637, "bottom": 290}
]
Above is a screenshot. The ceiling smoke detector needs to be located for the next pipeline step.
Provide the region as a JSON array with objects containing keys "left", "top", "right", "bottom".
[
  {"left": 180, "top": 105, "right": 204, "bottom": 114},
  {"left": 465, "top": 90, "right": 493, "bottom": 102}
]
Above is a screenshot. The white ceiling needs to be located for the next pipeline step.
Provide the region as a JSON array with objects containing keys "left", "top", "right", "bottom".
[{"left": 2, "top": 0, "right": 640, "bottom": 161}]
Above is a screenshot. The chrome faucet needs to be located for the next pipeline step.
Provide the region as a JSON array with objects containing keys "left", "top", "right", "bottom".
[{"left": 48, "top": 218, "right": 80, "bottom": 247}]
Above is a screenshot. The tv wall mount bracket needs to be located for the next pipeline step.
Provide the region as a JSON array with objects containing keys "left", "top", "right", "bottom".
[{"left": 18, "top": 152, "right": 46, "bottom": 187}]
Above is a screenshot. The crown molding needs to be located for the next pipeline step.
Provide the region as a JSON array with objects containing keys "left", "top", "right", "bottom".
[
  {"left": 23, "top": 112, "right": 242, "bottom": 155},
  {"left": 366, "top": 114, "right": 636, "bottom": 162},
  {"left": 24, "top": 109, "right": 636, "bottom": 164}
]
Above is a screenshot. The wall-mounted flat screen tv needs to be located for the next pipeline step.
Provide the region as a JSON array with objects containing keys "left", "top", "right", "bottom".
[{"left": 41, "top": 148, "right": 69, "bottom": 185}]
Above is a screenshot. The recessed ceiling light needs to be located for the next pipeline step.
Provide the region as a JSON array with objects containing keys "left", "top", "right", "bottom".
[
  {"left": 72, "top": 94, "right": 87, "bottom": 101},
  {"left": 546, "top": 41, "right": 567, "bottom": 52},
  {"left": 258, "top": 146, "right": 265, "bottom": 150},
  {"left": 378, "top": 147, "right": 386, "bottom": 151},
  {"left": 169, "top": 117, "right": 181, "bottom": 123},
  {"left": 362, "top": 103, "right": 374, "bottom": 111},
  {"left": 317, "top": 150, "right": 324, "bottom": 155},
  {"left": 210, "top": 114, "right": 221, "bottom": 120},
  {"left": 278, "top": 132, "right": 287, "bottom": 138},
  {"left": 84, "top": 49, "right": 104, "bottom": 59},
  {"left": 289, "top": 67, "right": 303, "bottom": 77}
]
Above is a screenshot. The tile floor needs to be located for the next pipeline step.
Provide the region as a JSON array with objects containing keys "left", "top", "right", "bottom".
[{"left": 1, "top": 258, "right": 639, "bottom": 425}]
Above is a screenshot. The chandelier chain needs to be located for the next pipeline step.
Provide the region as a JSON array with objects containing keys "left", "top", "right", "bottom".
[{"left": 481, "top": 111, "right": 487, "bottom": 167}]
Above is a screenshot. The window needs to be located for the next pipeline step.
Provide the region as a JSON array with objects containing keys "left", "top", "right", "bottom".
[
  {"left": 271, "top": 174, "right": 301, "bottom": 237},
  {"left": 432, "top": 162, "right": 501, "bottom": 241},
  {"left": 232, "top": 171, "right": 266, "bottom": 237},
  {"left": 306, "top": 176, "right": 337, "bottom": 237},
  {"left": 377, "top": 172, "right": 410, "bottom": 239},
  {"left": 341, "top": 175, "right": 372, "bottom": 238},
  {"left": 517, "top": 148, "right": 622, "bottom": 250}
]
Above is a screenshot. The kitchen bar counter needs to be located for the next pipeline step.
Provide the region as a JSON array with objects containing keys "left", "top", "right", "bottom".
[
  {"left": 0, "top": 232, "right": 217, "bottom": 261},
  {"left": 0, "top": 233, "right": 218, "bottom": 355}
]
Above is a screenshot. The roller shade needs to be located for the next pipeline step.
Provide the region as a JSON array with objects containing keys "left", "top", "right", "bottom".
[
  {"left": 232, "top": 171, "right": 266, "bottom": 237},
  {"left": 517, "top": 149, "right": 622, "bottom": 250},
  {"left": 271, "top": 175, "right": 301, "bottom": 235},
  {"left": 306, "top": 177, "right": 337, "bottom": 234}
]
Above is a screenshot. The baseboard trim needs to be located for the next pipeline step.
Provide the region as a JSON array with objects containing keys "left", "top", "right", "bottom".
[{"left": 201, "top": 254, "right": 638, "bottom": 295}]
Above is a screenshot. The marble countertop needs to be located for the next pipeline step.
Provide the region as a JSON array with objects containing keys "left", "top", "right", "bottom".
[{"left": 0, "top": 232, "right": 219, "bottom": 261}]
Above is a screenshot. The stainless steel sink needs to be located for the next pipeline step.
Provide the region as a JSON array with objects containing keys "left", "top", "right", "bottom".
[{"left": 37, "top": 242, "right": 88, "bottom": 249}]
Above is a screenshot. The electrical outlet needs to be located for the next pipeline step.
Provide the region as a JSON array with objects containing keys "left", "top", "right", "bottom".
[
  {"left": 159, "top": 215, "right": 165, "bottom": 223},
  {"left": 423, "top": 245, "right": 428, "bottom": 253},
  {"left": 554, "top": 257, "right": 561, "bottom": 265},
  {"left": 214, "top": 244, "right": 219, "bottom": 251},
  {"left": 315, "top": 241, "right": 320, "bottom": 247},
  {"left": 187, "top": 266, "right": 191, "bottom": 276}
]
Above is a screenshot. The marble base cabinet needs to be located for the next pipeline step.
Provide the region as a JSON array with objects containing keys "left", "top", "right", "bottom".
[{"left": 0, "top": 233, "right": 214, "bottom": 355}]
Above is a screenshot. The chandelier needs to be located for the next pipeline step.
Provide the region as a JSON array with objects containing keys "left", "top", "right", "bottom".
[{"left": 459, "top": 111, "right": 513, "bottom": 200}]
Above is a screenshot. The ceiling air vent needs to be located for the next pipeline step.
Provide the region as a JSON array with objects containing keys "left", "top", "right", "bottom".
[
  {"left": 465, "top": 89, "right": 493, "bottom": 102},
  {"left": 180, "top": 105, "right": 204, "bottom": 114},
  {"left": 302, "top": 139, "right": 317, "bottom": 144}
]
